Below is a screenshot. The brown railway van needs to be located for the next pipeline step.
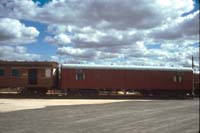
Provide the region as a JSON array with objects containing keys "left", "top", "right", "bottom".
[
  {"left": 0, "top": 61, "right": 58, "bottom": 94},
  {"left": 61, "top": 64, "right": 193, "bottom": 97}
]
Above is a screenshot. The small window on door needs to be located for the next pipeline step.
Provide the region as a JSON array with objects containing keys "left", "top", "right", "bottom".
[
  {"left": 0, "top": 69, "right": 4, "bottom": 76},
  {"left": 12, "top": 69, "right": 20, "bottom": 77}
]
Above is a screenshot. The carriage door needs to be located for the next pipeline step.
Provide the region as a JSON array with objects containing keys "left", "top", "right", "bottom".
[{"left": 28, "top": 69, "right": 37, "bottom": 85}]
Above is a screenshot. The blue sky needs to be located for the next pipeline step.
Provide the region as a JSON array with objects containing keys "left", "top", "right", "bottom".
[
  {"left": 21, "top": 20, "right": 57, "bottom": 59},
  {"left": 0, "top": 0, "right": 199, "bottom": 71},
  {"left": 33, "top": 0, "right": 52, "bottom": 7}
]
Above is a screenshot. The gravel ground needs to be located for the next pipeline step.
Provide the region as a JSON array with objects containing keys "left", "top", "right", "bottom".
[{"left": 0, "top": 98, "right": 199, "bottom": 133}]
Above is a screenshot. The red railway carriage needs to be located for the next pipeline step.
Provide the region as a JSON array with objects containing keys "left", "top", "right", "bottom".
[
  {"left": 0, "top": 61, "right": 58, "bottom": 94},
  {"left": 61, "top": 64, "right": 193, "bottom": 97}
]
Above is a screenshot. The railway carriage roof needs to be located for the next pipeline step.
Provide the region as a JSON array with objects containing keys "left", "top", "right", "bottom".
[
  {"left": 62, "top": 64, "right": 192, "bottom": 72},
  {"left": 0, "top": 61, "right": 58, "bottom": 67}
]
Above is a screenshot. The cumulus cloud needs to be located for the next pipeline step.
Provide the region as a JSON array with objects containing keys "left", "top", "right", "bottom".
[
  {"left": 53, "top": 40, "right": 199, "bottom": 71},
  {"left": 0, "top": 0, "right": 194, "bottom": 30},
  {"left": 56, "top": 46, "right": 123, "bottom": 63},
  {"left": 57, "top": 47, "right": 95, "bottom": 59},
  {"left": 149, "top": 42, "right": 199, "bottom": 67},
  {"left": 47, "top": 24, "right": 70, "bottom": 35},
  {"left": 0, "top": 18, "right": 39, "bottom": 45},
  {"left": 40, "top": 0, "right": 193, "bottom": 30},
  {"left": 149, "top": 11, "right": 199, "bottom": 41},
  {"left": 44, "top": 34, "right": 71, "bottom": 46},
  {"left": 0, "top": 18, "right": 41, "bottom": 61},
  {"left": 0, "top": 0, "right": 38, "bottom": 21},
  {"left": 0, "top": 46, "right": 41, "bottom": 61}
]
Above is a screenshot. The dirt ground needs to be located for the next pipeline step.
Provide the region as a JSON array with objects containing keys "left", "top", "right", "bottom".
[{"left": 0, "top": 99, "right": 149, "bottom": 112}]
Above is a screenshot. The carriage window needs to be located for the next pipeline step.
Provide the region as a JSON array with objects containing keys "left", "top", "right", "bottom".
[
  {"left": 0, "top": 69, "right": 4, "bottom": 76},
  {"left": 76, "top": 73, "right": 85, "bottom": 80},
  {"left": 45, "top": 68, "right": 51, "bottom": 78},
  {"left": 173, "top": 76, "right": 177, "bottom": 82},
  {"left": 12, "top": 69, "right": 20, "bottom": 77},
  {"left": 178, "top": 76, "right": 182, "bottom": 82},
  {"left": 173, "top": 75, "right": 182, "bottom": 83}
]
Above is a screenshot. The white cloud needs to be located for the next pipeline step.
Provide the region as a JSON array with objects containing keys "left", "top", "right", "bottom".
[
  {"left": 57, "top": 47, "right": 96, "bottom": 59},
  {"left": 0, "top": 18, "right": 41, "bottom": 61},
  {"left": 149, "top": 11, "right": 199, "bottom": 41},
  {"left": 0, "top": 18, "right": 39, "bottom": 45},
  {"left": 44, "top": 34, "right": 71, "bottom": 46},
  {"left": 0, "top": 0, "right": 38, "bottom": 21},
  {"left": 47, "top": 24, "right": 70, "bottom": 34},
  {"left": 148, "top": 42, "right": 199, "bottom": 68},
  {"left": 0, "top": 46, "right": 41, "bottom": 61},
  {"left": 53, "top": 40, "right": 199, "bottom": 71},
  {"left": 0, "top": 0, "right": 194, "bottom": 30}
]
